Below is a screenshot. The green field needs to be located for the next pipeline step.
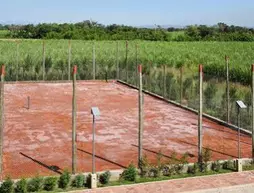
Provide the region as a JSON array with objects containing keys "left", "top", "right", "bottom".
[
  {"left": 0, "top": 30, "right": 9, "bottom": 38},
  {"left": 168, "top": 31, "right": 185, "bottom": 39},
  {"left": 0, "top": 39, "right": 254, "bottom": 81}
]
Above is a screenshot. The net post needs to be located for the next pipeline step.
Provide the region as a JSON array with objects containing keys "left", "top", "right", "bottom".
[{"left": 27, "top": 96, "right": 30, "bottom": 109}]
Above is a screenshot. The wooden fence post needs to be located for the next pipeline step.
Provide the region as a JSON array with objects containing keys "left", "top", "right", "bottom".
[
  {"left": 0, "top": 65, "right": 5, "bottom": 179},
  {"left": 72, "top": 65, "right": 77, "bottom": 174},
  {"left": 138, "top": 64, "right": 144, "bottom": 168},
  {"left": 198, "top": 64, "right": 203, "bottom": 164}
]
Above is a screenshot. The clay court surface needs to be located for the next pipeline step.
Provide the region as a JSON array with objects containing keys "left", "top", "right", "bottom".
[{"left": 2, "top": 81, "right": 252, "bottom": 179}]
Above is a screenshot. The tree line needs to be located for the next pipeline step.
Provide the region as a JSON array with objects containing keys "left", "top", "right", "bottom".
[
  {"left": 184, "top": 23, "right": 254, "bottom": 41},
  {"left": 0, "top": 21, "right": 254, "bottom": 41}
]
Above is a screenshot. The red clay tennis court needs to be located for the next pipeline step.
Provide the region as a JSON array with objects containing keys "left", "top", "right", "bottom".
[{"left": 2, "top": 80, "right": 252, "bottom": 179}]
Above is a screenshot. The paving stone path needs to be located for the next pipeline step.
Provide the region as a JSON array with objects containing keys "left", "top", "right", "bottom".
[{"left": 78, "top": 171, "right": 254, "bottom": 193}]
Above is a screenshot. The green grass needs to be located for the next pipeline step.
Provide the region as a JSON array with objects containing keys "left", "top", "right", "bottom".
[
  {"left": 0, "top": 39, "right": 254, "bottom": 72},
  {"left": 0, "top": 30, "right": 9, "bottom": 38},
  {"left": 0, "top": 39, "right": 253, "bottom": 82},
  {"left": 167, "top": 31, "right": 185, "bottom": 38},
  {"left": 102, "top": 169, "right": 233, "bottom": 187}
]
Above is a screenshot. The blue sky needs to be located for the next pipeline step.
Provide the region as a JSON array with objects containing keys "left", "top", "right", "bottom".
[{"left": 0, "top": 0, "right": 253, "bottom": 26}]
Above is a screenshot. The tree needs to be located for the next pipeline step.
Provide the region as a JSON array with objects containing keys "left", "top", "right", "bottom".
[
  {"left": 185, "top": 25, "right": 200, "bottom": 40},
  {"left": 217, "top": 22, "right": 228, "bottom": 33},
  {"left": 198, "top": 25, "right": 215, "bottom": 39}
]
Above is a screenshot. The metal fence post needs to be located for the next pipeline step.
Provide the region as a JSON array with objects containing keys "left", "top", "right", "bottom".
[
  {"left": 252, "top": 64, "right": 254, "bottom": 159},
  {"left": 92, "top": 115, "right": 95, "bottom": 174},
  {"left": 42, "top": 40, "right": 46, "bottom": 81},
  {"left": 138, "top": 64, "right": 143, "bottom": 168},
  {"left": 16, "top": 41, "right": 19, "bottom": 81},
  {"left": 0, "top": 65, "right": 5, "bottom": 179},
  {"left": 93, "top": 42, "right": 96, "bottom": 80},
  {"left": 125, "top": 41, "right": 128, "bottom": 82},
  {"left": 27, "top": 96, "right": 30, "bottom": 109},
  {"left": 163, "top": 65, "right": 166, "bottom": 98},
  {"left": 180, "top": 66, "right": 183, "bottom": 105},
  {"left": 237, "top": 107, "right": 241, "bottom": 159},
  {"left": 72, "top": 65, "right": 77, "bottom": 174},
  {"left": 149, "top": 62, "right": 152, "bottom": 91},
  {"left": 226, "top": 56, "right": 230, "bottom": 123},
  {"left": 116, "top": 41, "right": 119, "bottom": 79},
  {"left": 68, "top": 40, "right": 72, "bottom": 81},
  {"left": 136, "top": 44, "right": 138, "bottom": 86},
  {"left": 198, "top": 64, "right": 203, "bottom": 164}
]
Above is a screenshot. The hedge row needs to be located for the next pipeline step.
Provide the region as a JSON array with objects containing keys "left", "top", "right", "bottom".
[{"left": 0, "top": 170, "right": 111, "bottom": 193}]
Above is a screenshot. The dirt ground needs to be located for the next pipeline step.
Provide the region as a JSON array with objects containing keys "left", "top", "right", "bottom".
[{"left": 2, "top": 81, "right": 251, "bottom": 179}]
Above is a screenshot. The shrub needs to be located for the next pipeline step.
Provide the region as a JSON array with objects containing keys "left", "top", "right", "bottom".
[
  {"left": 156, "top": 150, "right": 164, "bottom": 171},
  {"left": 0, "top": 177, "right": 14, "bottom": 193},
  {"left": 180, "top": 153, "right": 189, "bottom": 165},
  {"left": 174, "top": 152, "right": 189, "bottom": 174},
  {"left": 43, "top": 177, "right": 58, "bottom": 191},
  {"left": 223, "top": 159, "right": 235, "bottom": 170},
  {"left": 162, "top": 165, "right": 170, "bottom": 176},
  {"left": 173, "top": 164, "right": 184, "bottom": 175},
  {"left": 85, "top": 174, "right": 91, "bottom": 188},
  {"left": 72, "top": 174, "right": 85, "bottom": 188},
  {"left": 15, "top": 178, "right": 27, "bottom": 193},
  {"left": 121, "top": 163, "right": 137, "bottom": 181},
  {"left": 187, "top": 163, "right": 198, "bottom": 174},
  {"left": 140, "top": 155, "right": 150, "bottom": 177},
  {"left": 162, "top": 165, "right": 175, "bottom": 177},
  {"left": 211, "top": 160, "right": 221, "bottom": 172},
  {"left": 99, "top": 171, "right": 111, "bottom": 185},
  {"left": 200, "top": 148, "right": 212, "bottom": 172},
  {"left": 58, "top": 170, "right": 71, "bottom": 189},
  {"left": 170, "top": 151, "right": 177, "bottom": 163},
  {"left": 27, "top": 176, "right": 43, "bottom": 192},
  {"left": 148, "top": 166, "right": 160, "bottom": 178}
]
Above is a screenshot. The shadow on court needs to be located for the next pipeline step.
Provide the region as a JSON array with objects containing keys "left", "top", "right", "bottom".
[{"left": 20, "top": 152, "right": 62, "bottom": 174}]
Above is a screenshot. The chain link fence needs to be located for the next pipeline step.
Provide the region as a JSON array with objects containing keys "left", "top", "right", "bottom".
[
  {"left": 203, "top": 69, "right": 251, "bottom": 131},
  {"left": 121, "top": 62, "right": 252, "bottom": 133}
]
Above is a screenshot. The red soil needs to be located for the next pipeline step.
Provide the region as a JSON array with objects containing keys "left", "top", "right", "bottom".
[{"left": 2, "top": 81, "right": 251, "bottom": 179}]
